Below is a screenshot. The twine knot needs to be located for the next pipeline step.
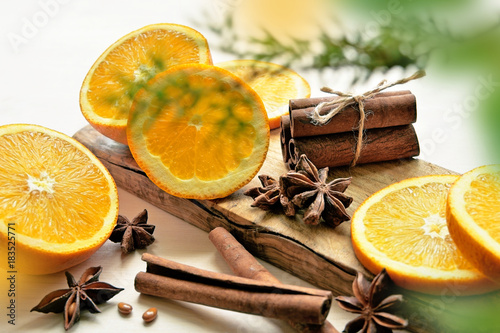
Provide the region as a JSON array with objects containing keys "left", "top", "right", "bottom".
[{"left": 309, "top": 70, "right": 426, "bottom": 166}]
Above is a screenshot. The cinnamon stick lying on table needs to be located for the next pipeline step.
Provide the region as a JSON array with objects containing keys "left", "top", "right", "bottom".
[
  {"left": 135, "top": 253, "right": 333, "bottom": 325},
  {"left": 288, "top": 124, "right": 420, "bottom": 169},
  {"left": 289, "top": 90, "right": 416, "bottom": 138},
  {"left": 209, "top": 227, "right": 340, "bottom": 333}
]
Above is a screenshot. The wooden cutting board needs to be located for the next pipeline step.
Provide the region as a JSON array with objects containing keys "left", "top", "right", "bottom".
[{"left": 74, "top": 125, "right": 499, "bottom": 333}]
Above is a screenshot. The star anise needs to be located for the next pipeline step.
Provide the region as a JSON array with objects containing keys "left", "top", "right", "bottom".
[
  {"left": 335, "top": 269, "right": 408, "bottom": 333},
  {"left": 280, "top": 154, "right": 353, "bottom": 226},
  {"left": 243, "top": 175, "right": 281, "bottom": 210},
  {"left": 31, "top": 266, "right": 123, "bottom": 330},
  {"left": 109, "top": 209, "right": 155, "bottom": 253}
]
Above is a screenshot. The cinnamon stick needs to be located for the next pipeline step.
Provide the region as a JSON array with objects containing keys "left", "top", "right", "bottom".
[
  {"left": 209, "top": 227, "right": 281, "bottom": 283},
  {"left": 280, "top": 115, "right": 294, "bottom": 169},
  {"left": 209, "top": 227, "right": 340, "bottom": 333},
  {"left": 289, "top": 90, "right": 416, "bottom": 138},
  {"left": 135, "top": 253, "right": 332, "bottom": 325},
  {"left": 288, "top": 124, "right": 419, "bottom": 169}
]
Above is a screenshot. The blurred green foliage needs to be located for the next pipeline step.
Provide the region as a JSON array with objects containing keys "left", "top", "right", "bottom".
[
  {"left": 203, "top": 0, "right": 500, "bottom": 160},
  {"left": 344, "top": 0, "right": 470, "bottom": 13}
]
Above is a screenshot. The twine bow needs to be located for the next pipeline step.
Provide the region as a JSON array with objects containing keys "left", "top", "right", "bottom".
[{"left": 310, "top": 70, "right": 426, "bottom": 167}]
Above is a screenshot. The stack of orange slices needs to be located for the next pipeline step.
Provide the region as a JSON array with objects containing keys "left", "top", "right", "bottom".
[
  {"left": 351, "top": 165, "right": 500, "bottom": 295},
  {"left": 80, "top": 24, "right": 310, "bottom": 140},
  {"left": 79, "top": 23, "right": 312, "bottom": 200}
]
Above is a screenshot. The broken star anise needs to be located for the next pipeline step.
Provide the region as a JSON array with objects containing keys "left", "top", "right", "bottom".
[
  {"left": 280, "top": 154, "right": 353, "bottom": 226},
  {"left": 31, "top": 266, "right": 123, "bottom": 330},
  {"left": 244, "top": 175, "right": 281, "bottom": 210},
  {"left": 335, "top": 269, "right": 408, "bottom": 333},
  {"left": 109, "top": 209, "right": 156, "bottom": 254}
]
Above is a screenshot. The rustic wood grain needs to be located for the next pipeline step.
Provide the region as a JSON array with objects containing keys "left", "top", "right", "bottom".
[{"left": 74, "top": 125, "right": 499, "bottom": 333}]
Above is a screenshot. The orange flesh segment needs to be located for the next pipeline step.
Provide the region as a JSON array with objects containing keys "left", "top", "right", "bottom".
[
  {"left": 139, "top": 68, "right": 258, "bottom": 181},
  {"left": 464, "top": 171, "right": 500, "bottom": 241},
  {"left": 226, "top": 65, "right": 300, "bottom": 113},
  {"left": 217, "top": 60, "right": 310, "bottom": 129},
  {"left": 0, "top": 131, "right": 111, "bottom": 243},
  {"left": 364, "top": 181, "right": 474, "bottom": 271}
]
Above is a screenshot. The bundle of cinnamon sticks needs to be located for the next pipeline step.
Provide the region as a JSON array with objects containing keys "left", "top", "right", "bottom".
[{"left": 281, "top": 90, "right": 420, "bottom": 169}]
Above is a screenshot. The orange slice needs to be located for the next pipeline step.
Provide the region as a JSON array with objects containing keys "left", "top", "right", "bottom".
[
  {"left": 80, "top": 23, "right": 213, "bottom": 145},
  {"left": 0, "top": 124, "right": 119, "bottom": 275},
  {"left": 127, "top": 63, "right": 270, "bottom": 200},
  {"left": 351, "top": 175, "right": 497, "bottom": 295},
  {"left": 217, "top": 60, "right": 310, "bottom": 129},
  {"left": 447, "top": 164, "right": 500, "bottom": 282}
]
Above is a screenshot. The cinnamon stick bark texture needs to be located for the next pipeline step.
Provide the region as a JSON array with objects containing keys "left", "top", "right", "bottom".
[
  {"left": 209, "top": 227, "right": 340, "bottom": 333},
  {"left": 289, "top": 90, "right": 416, "bottom": 138},
  {"left": 280, "top": 115, "right": 293, "bottom": 169},
  {"left": 135, "top": 253, "right": 333, "bottom": 325},
  {"left": 289, "top": 124, "right": 420, "bottom": 169},
  {"left": 209, "top": 227, "right": 281, "bottom": 283},
  {"left": 289, "top": 90, "right": 411, "bottom": 110}
]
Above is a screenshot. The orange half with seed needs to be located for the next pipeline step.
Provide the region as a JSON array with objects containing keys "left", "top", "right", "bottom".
[{"left": 0, "top": 124, "right": 119, "bottom": 275}]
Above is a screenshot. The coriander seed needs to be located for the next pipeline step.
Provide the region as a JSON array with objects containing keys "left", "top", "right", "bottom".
[
  {"left": 118, "top": 302, "right": 133, "bottom": 315},
  {"left": 142, "top": 307, "right": 157, "bottom": 323}
]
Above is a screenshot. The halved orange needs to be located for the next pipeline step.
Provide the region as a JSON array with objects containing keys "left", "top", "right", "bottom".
[
  {"left": 0, "top": 124, "right": 119, "bottom": 275},
  {"left": 351, "top": 175, "right": 497, "bottom": 295},
  {"left": 447, "top": 164, "right": 500, "bottom": 282},
  {"left": 127, "top": 63, "right": 270, "bottom": 200},
  {"left": 216, "top": 60, "right": 310, "bottom": 129},
  {"left": 80, "top": 23, "right": 212, "bottom": 145}
]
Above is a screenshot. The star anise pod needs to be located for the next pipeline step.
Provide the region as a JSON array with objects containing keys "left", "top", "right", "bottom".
[
  {"left": 109, "top": 209, "right": 155, "bottom": 253},
  {"left": 335, "top": 269, "right": 408, "bottom": 333},
  {"left": 31, "top": 266, "right": 123, "bottom": 330},
  {"left": 243, "top": 175, "right": 281, "bottom": 210},
  {"left": 280, "top": 154, "right": 353, "bottom": 226}
]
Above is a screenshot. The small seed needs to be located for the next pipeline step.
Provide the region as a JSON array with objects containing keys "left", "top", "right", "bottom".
[
  {"left": 118, "top": 302, "right": 133, "bottom": 315},
  {"left": 142, "top": 307, "right": 157, "bottom": 323},
  {"left": 68, "top": 302, "right": 77, "bottom": 318}
]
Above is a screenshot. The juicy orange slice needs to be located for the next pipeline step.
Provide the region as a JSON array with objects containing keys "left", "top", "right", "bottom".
[
  {"left": 80, "top": 23, "right": 213, "bottom": 145},
  {"left": 447, "top": 164, "right": 500, "bottom": 282},
  {"left": 0, "top": 124, "right": 119, "bottom": 275},
  {"left": 216, "top": 60, "right": 310, "bottom": 130},
  {"left": 351, "top": 175, "right": 496, "bottom": 295},
  {"left": 127, "top": 63, "right": 270, "bottom": 200}
]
